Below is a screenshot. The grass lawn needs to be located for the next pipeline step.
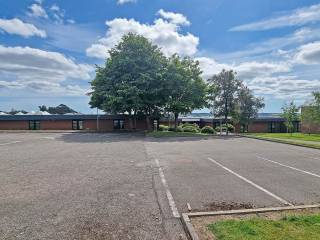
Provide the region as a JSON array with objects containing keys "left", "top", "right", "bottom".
[
  {"left": 208, "top": 214, "right": 320, "bottom": 240},
  {"left": 146, "top": 131, "right": 214, "bottom": 138},
  {"left": 244, "top": 133, "right": 320, "bottom": 149},
  {"left": 247, "top": 133, "right": 320, "bottom": 142}
]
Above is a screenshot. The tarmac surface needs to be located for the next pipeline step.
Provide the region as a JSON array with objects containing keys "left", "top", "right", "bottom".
[{"left": 1, "top": 132, "right": 320, "bottom": 239}]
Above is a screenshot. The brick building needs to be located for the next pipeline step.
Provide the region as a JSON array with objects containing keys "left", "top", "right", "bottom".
[
  {"left": 0, "top": 114, "right": 148, "bottom": 131},
  {"left": 0, "top": 113, "right": 301, "bottom": 133}
]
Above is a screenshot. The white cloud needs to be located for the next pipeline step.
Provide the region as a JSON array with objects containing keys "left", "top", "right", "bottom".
[
  {"left": 248, "top": 76, "right": 320, "bottom": 99},
  {"left": 157, "top": 9, "right": 190, "bottom": 26},
  {"left": 295, "top": 41, "right": 320, "bottom": 64},
  {"left": 235, "top": 61, "right": 291, "bottom": 79},
  {"left": 0, "top": 45, "right": 93, "bottom": 95},
  {"left": 86, "top": 14, "right": 198, "bottom": 59},
  {"left": 197, "top": 57, "right": 291, "bottom": 80},
  {"left": 28, "top": 3, "right": 48, "bottom": 19},
  {"left": 230, "top": 4, "right": 320, "bottom": 31},
  {"left": 117, "top": 0, "right": 136, "bottom": 5},
  {"left": 196, "top": 57, "right": 232, "bottom": 79},
  {"left": 50, "top": 4, "right": 65, "bottom": 24},
  {"left": 0, "top": 18, "right": 46, "bottom": 38}
]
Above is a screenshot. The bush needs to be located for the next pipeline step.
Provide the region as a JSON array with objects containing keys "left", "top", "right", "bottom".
[
  {"left": 176, "top": 126, "right": 184, "bottom": 132},
  {"left": 182, "top": 125, "right": 200, "bottom": 133},
  {"left": 201, "top": 126, "right": 215, "bottom": 134},
  {"left": 158, "top": 125, "right": 169, "bottom": 131},
  {"left": 215, "top": 124, "right": 235, "bottom": 132},
  {"left": 168, "top": 126, "right": 175, "bottom": 132},
  {"left": 181, "top": 123, "right": 200, "bottom": 130}
]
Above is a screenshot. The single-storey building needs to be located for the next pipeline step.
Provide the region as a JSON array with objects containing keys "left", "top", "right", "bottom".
[
  {"left": 160, "top": 113, "right": 300, "bottom": 133},
  {"left": 0, "top": 113, "right": 300, "bottom": 133},
  {"left": 0, "top": 114, "right": 148, "bottom": 131}
]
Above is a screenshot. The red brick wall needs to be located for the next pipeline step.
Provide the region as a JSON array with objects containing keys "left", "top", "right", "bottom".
[
  {"left": 41, "top": 120, "right": 72, "bottom": 130},
  {"left": 0, "top": 118, "right": 151, "bottom": 131},
  {"left": 248, "top": 122, "right": 268, "bottom": 133},
  {"left": 301, "top": 123, "right": 320, "bottom": 133},
  {"left": 0, "top": 121, "right": 29, "bottom": 130}
]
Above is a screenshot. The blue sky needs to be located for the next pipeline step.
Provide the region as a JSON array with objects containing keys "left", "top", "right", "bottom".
[{"left": 1, "top": 0, "right": 320, "bottom": 113}]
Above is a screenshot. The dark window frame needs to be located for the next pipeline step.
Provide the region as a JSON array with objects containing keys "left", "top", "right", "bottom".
[
  {"left": 29, "top": 120, "right": 40, "bottom": 130},
  {"left": 72, "top": 120, "right": 83, "bottom": 130},
  {"left": 113, "top": 119, "right": 125, "bottom": 130}
]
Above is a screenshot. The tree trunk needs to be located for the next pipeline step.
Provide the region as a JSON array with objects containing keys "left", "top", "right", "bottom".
[
  {"left": 174, "top": 112, "right": 179, "bottom": 130},
  {"left": 225, "top": 99, "right": 228, "bottom": 136},
  {"left": 224, "top": 114, "right": 228, "bottom": 136},
  {"left": 146, "top": 115, "right": 152, "bottom": 131},
  {"left": 128, "top": 112, "right": 133, "bottom": 130}
]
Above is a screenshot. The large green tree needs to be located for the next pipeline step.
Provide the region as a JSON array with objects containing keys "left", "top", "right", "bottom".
[
  {"left": 207, "top": 70, "right": 242, "bottom": 135},
  {"left": 235, "top": 86, "right": 265, "bottom": 132},
  {"left": 90, "top": 33, "right": 167, "bottom": 129},
  {"left": 164, "top": 54, "right": 208, "bottom": 129},
  {"left": 281, "top": 101, "right": 299, "bottom": 134}
]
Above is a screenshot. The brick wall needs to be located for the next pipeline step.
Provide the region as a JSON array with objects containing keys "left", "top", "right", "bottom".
[
  {"left": 248, "top": 122, "right": 269, "bottom": 133},
  {"left": 0, "top": 121, "right": 29, "bottom": 130}
]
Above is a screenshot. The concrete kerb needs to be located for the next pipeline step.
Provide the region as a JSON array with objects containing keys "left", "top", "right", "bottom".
[
  {"left": 240, "top": 134, "right": 320, "bottom": 150},
  {"left": 181, "top": 204, "right": 320, "bottom": 240}
]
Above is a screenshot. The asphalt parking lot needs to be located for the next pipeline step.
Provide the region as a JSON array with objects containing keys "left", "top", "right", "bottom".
[{"left": 1, "top": 132, "right": 320, "bottom": 239}]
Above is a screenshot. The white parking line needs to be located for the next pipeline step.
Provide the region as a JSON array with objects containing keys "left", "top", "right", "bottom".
[
  {"left": 208, "top": 157, "right": 293, "bottom": 206},
  {"left": 257, "top": 155, "right": 320, "bottom": 179},
  {"left": 154, "top": 158, "right": 180, "bottom": 218},
  {"left": 0, "top": 141, "right": 21, "bottom": 146}
]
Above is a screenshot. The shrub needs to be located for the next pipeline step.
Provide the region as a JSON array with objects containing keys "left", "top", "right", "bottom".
[
  {"left": 183, "top": 125, "right": 200, "bottom": 133},
  {"left": 158, "top": 125, "right": 169, "bottom": 131},
  {"left": 201, "top": 126, "right": 215, "bottom": 134},
  {"left": 181, "top": 123, "right": 200, "bottom": 130},
  {"left": 176, "top": 126, "right": 184, "bottom": 132},
  {"left": 215, "top": 124, "right": 235, "bottom": 132},
  {"left": 168, "top": 126, "right": 175, "bottom": 132}
]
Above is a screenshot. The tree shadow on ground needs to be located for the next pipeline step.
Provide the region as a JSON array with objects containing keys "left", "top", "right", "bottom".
[{"left": 56, "top": 132, "right": 242, "bottom": 143}]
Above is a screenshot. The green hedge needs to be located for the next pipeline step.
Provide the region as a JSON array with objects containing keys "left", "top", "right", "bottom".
[{"left": 201, "top": 126, "right": 216, "bottom": 134}]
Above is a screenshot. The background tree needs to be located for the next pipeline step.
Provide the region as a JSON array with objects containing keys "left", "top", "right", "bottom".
[
  {"left": 165, "top": 55, "right": 208, "bottom": 129},
  {"left": 38, "top": 105, "right": 48, "bottom": 112},
  {"left": 90, "top": 33, "right": 167, "bottom": 130},
  {"left": 207, "top": 70, "right": 242, "bottom": 135},
  {"left": 301, "top": 92, "right": 320, "bottom": 134},
  {"left": 38, "top": 104, "right": 77, "bottom": 114},
  {"left": 281, "top": 101, "right": 299, "bottom": 134},
  {"left": 235, "top": 86, "right": 265, "bottom": 132}
]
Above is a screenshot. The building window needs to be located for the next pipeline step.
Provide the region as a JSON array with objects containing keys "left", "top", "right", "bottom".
[
  {"left": 29, "top": 120, "right": 40, "bottom": 130},
  {"left": 113, "top": 120, "right": 124, "bottom": 130},
  {"left": 72, "top": 120, "right": 83, "bottom": 130}
]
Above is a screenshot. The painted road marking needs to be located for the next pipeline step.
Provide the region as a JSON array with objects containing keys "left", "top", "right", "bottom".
[
  {"left": 208, "top": 157, "right": 293, "bottom": 206},
  {"left": 154, "top": 158, "right": 180, "bottom": 218},
  {"left": 0, "top": 141, "right": 21, "bottom": 146},
  {"left": 257, "top": 155, "right": 320, "bottom": 179}
]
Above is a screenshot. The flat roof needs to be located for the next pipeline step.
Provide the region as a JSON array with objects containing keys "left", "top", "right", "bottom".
[{"left": 0, "top": 114, "right": 127, "bottom": 121}]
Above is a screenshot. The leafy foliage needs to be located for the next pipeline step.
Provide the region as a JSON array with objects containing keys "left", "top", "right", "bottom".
[
  {"left": 215, "top": 124, "right": 235, "bottom": 132},
  {"left": 90, "top": 33, "right": 167, "bottom": 129},
  {"left": 301, "top": 92, "right": 320, "bottom": 134},
  {"left": 165, "top": 54, "right": 208, "bottom": 129},
  {"left": 38, "top": 104, "right": 77, "bottom": 114},
  {"left": 234, "top": 86, "right": 265, "bottom": 132},
  {"left": 207, "top": 70, "right": 242, "bottom": 134},
  {"left": 158, "top": 124, "right": 169, "bottom": 131},
  {"left": 201, "top": 126, "right": 215, "bottom": 134},
  {"left": 281, "top": 101, "right": 299, "bottom": 134}
]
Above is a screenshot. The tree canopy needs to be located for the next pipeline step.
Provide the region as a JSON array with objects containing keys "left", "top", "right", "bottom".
[
  {"left": 90, "top": 33, "right": 207, "bottom": 129},
  {"left": 38, "top": 104, "right": 77, "bottom": 114},
  {"left": 235, "top": 86, "right": 265, "bottom": 132},
  {"left": 281, "top": 101, "right": 299, "bottom": 134},
  {"left": 164, "top": 54, "right": 207, "bottom": 128}
]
